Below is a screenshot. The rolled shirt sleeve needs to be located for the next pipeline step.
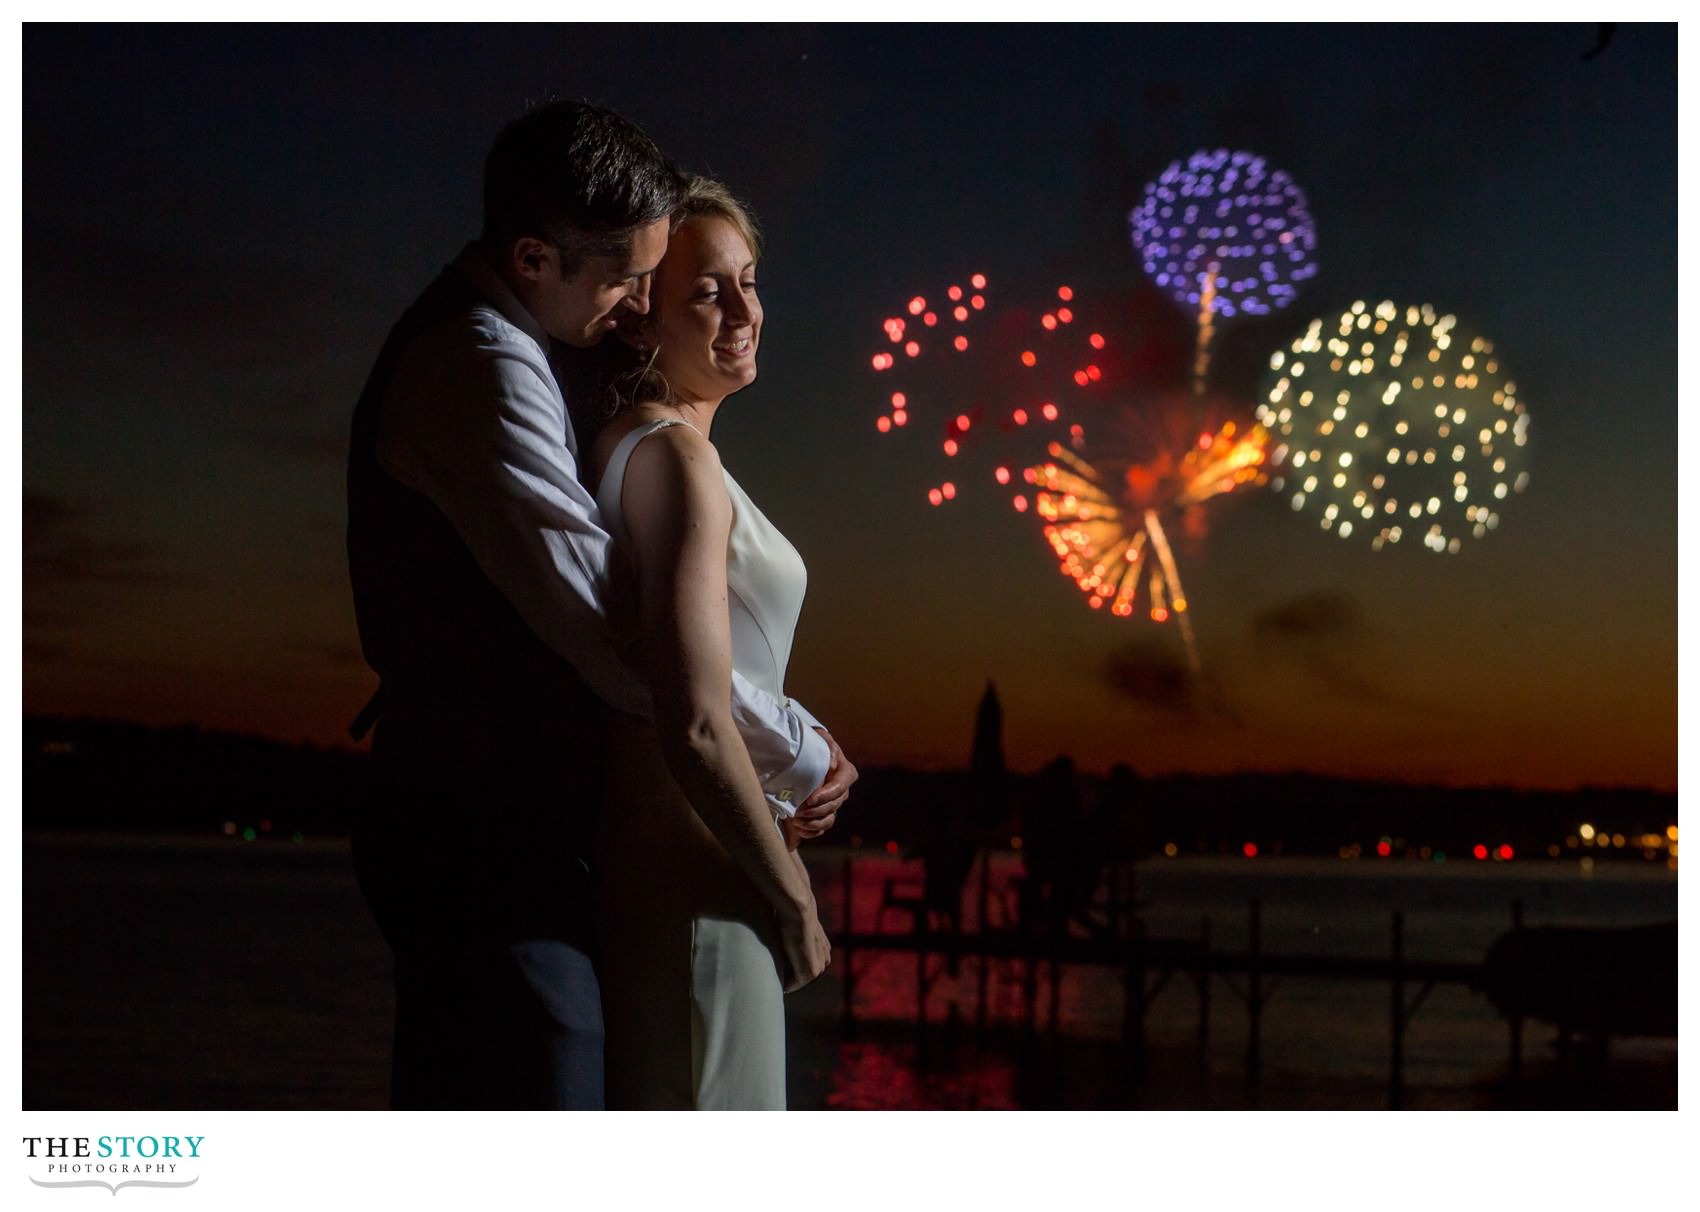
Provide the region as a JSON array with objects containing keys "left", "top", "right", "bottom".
[{"left": 376, "top": 306, "right": 827, "bottom": 816}]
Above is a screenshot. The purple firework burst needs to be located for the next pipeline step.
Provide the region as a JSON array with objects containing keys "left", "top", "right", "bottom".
[{"left": 1130, "top": 149, "right": 1318, "bottom": 319}]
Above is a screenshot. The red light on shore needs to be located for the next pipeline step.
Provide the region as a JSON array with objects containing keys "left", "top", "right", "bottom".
[
  {"left": 1473, "top": 844, "right": 1489, "bottom": 861},
  {"left": 1498, "top": 843, "right": 1514, "bottom": 861},
  {"left": 1243, "top": 842, "right": 1258, "bottom": 858},
  {"left": 885, "top": 840, "right": 901, "bottom": 854},
  {"left": 1377, "top": 840, "right": 1392, "bottom": 857}
]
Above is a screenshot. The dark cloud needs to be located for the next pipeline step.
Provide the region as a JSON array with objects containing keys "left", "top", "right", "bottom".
[
  {"left": 1101, "top": 640, "right": 1195, "bottom": 714},
  {"left": 1251, "top": 590, "right": 1365, "bottom": 641}
]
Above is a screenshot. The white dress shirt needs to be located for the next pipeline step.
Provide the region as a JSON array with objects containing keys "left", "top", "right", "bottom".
[{"left": 372, "top": 244, "right": 830, "bottom": 814}]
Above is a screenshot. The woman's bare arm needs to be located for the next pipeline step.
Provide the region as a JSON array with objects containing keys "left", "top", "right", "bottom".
[{"left": 619, "top": 424, "right": 829, "bottom": 990}]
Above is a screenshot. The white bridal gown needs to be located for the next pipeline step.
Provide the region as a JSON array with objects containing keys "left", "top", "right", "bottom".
[{"left": 592, "top": 417, "right": 809, "bottom": 1110}]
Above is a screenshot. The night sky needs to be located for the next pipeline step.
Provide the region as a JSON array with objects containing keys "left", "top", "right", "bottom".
[{"left": 21, "top": 23, "right": 1678, "bottom": 792}]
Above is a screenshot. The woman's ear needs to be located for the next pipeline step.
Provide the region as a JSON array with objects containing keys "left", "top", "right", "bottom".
[{"left": 612, "top": 307, "right": 657, "bottom": 353}]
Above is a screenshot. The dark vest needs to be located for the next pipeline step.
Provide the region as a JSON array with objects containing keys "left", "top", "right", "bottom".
[{"left": 347, "top": 267, "right": 604, "bottom": 814}]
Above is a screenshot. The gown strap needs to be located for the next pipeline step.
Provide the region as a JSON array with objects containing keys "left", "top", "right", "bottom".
[{"left": 596, "top": 417, "right": 698, "bottom": 536}]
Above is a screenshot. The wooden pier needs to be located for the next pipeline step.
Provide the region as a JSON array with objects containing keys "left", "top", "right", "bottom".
[{"left": 833, "top": 854, "right": 1512, "bottom": 1108}]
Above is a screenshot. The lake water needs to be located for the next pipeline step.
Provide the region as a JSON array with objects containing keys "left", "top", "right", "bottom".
[{"left": 21, "top": 833, "right": 1677, "bottom": 1110}]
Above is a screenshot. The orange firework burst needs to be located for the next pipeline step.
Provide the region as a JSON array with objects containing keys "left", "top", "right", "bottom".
[{"left": 1027, "top": 414, "right": 1268, "bottom": 668}]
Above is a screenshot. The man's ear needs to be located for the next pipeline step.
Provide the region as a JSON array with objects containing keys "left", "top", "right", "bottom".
[{"left": 510, "top": 237, "right": 554, "bottom": 283}]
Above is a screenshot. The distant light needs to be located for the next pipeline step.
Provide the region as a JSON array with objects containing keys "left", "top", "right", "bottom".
[
  {"left": 1473, "top": 843, "right": 1488, "bottom": 861},
  {"left": 886, "top": 840, "right": 901, "bottom": 854},
  {"left": 1497, "top": 843, "right": 1514, "bottom": 861},
  {"left": 243, "top": 827, "right": 257, "bottom": 842},
  {"left": 1376, "top": 840, "right": 1392, "bottom": 858},
  {"left": 222, "top": 821, "right": 237, "bottom": 836},
  {"left": 1242, "top": 842, "right": 1258, "bottom": 858},
  {"left": 1579, "top": 822, "right": 1596, "bottom": 841},
  {"left": 1162, "top": 842, "right": 1178, "bottom": 857}
]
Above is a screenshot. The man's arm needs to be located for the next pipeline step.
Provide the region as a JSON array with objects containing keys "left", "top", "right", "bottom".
[{"left": 377, "top": 318, "right": 839, "bottom": 813}]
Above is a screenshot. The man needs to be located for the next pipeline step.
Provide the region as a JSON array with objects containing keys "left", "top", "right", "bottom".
[{"left": 347, "top": 101, "right": 855, "bottom": 1110}]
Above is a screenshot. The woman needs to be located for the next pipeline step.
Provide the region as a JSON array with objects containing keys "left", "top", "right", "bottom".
[{"left": 577, "top": 178, "right": 834, "bottom": 1110}]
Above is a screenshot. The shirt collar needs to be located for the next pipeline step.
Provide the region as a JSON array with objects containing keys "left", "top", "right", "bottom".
[{"left": 453, "top": 242, "right": 553, "bottom": 353}]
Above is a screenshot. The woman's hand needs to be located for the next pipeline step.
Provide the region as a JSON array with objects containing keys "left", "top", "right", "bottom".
[
  {"left": 776, "top": 899, "right": 831, "bottom": 992},
  {"left": 794, "top": 728, "right": 856, "bottom": 840}
]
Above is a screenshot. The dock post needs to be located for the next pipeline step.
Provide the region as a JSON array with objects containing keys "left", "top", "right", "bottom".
[
  {"left": 1123, "top": 917, "right": 1146, "bottom": 1076},
  {"left": 1196, "top": 915, "right": 1212, "bottom": 1065},
  {"left": 976, "top": 848, "right": 990, "bottom": 1033},
  {"left": 1508, "top": 898, "right": 1525, "bottom": 1090},
  {"left": 841, "top": 855, "right": 855, "bottom": 1036},
  {"left": 1390, "top": 909, "right": 1405, "bottom": 1109},
  {"left": 1246, "top": 898, "right": 1263, "bottom": 1102}
]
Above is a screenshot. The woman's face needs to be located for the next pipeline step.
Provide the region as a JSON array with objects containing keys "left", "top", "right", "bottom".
[{"left": 644, "top": 216, "right": 761, "bottom": 405}]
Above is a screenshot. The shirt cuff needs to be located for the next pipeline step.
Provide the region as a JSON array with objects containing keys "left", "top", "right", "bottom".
[{"left": 760, "top": 720, "right": 830, "bottom": 820}]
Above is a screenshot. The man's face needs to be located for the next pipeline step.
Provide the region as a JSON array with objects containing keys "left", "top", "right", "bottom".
[{"left": 540, "top": 218, "right": 671, "bottom": 348}]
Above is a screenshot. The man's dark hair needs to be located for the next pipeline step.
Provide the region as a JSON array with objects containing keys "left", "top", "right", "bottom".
[{"left": 482, "top": 100, "right": 688, "bottom": 275}]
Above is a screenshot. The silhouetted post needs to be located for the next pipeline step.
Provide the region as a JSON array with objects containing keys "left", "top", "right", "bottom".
[
  {"left": 1247, "top": 898, "right": 1263, "bottom": 1100},
  {"left": 976, "top": 848, "right": 991, "bottom": 1034},
  {"left": 841, "top": 855, "right": 855, "bottom": 1035},
  {"left": 1196, "top": 915, "right": 1212, "bottom": 1065},
  {"left": 1124, "top": 918, "right": 1146, "bottom": 1076},
  {"left": 1508, "top": 898, "right": 1525, "bottom": 1087},
  {"left": 1391, "top": 909, "right": 1406, "bottom": 1109}
]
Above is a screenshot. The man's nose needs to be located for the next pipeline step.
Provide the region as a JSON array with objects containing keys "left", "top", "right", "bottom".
[{"left": 624, "top": 275, "right": 653, "bottom": 315}]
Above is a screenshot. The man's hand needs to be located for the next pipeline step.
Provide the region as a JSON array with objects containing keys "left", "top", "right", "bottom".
[{"left": 794, "top": 727, "right": 856, "bottom": 840}]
